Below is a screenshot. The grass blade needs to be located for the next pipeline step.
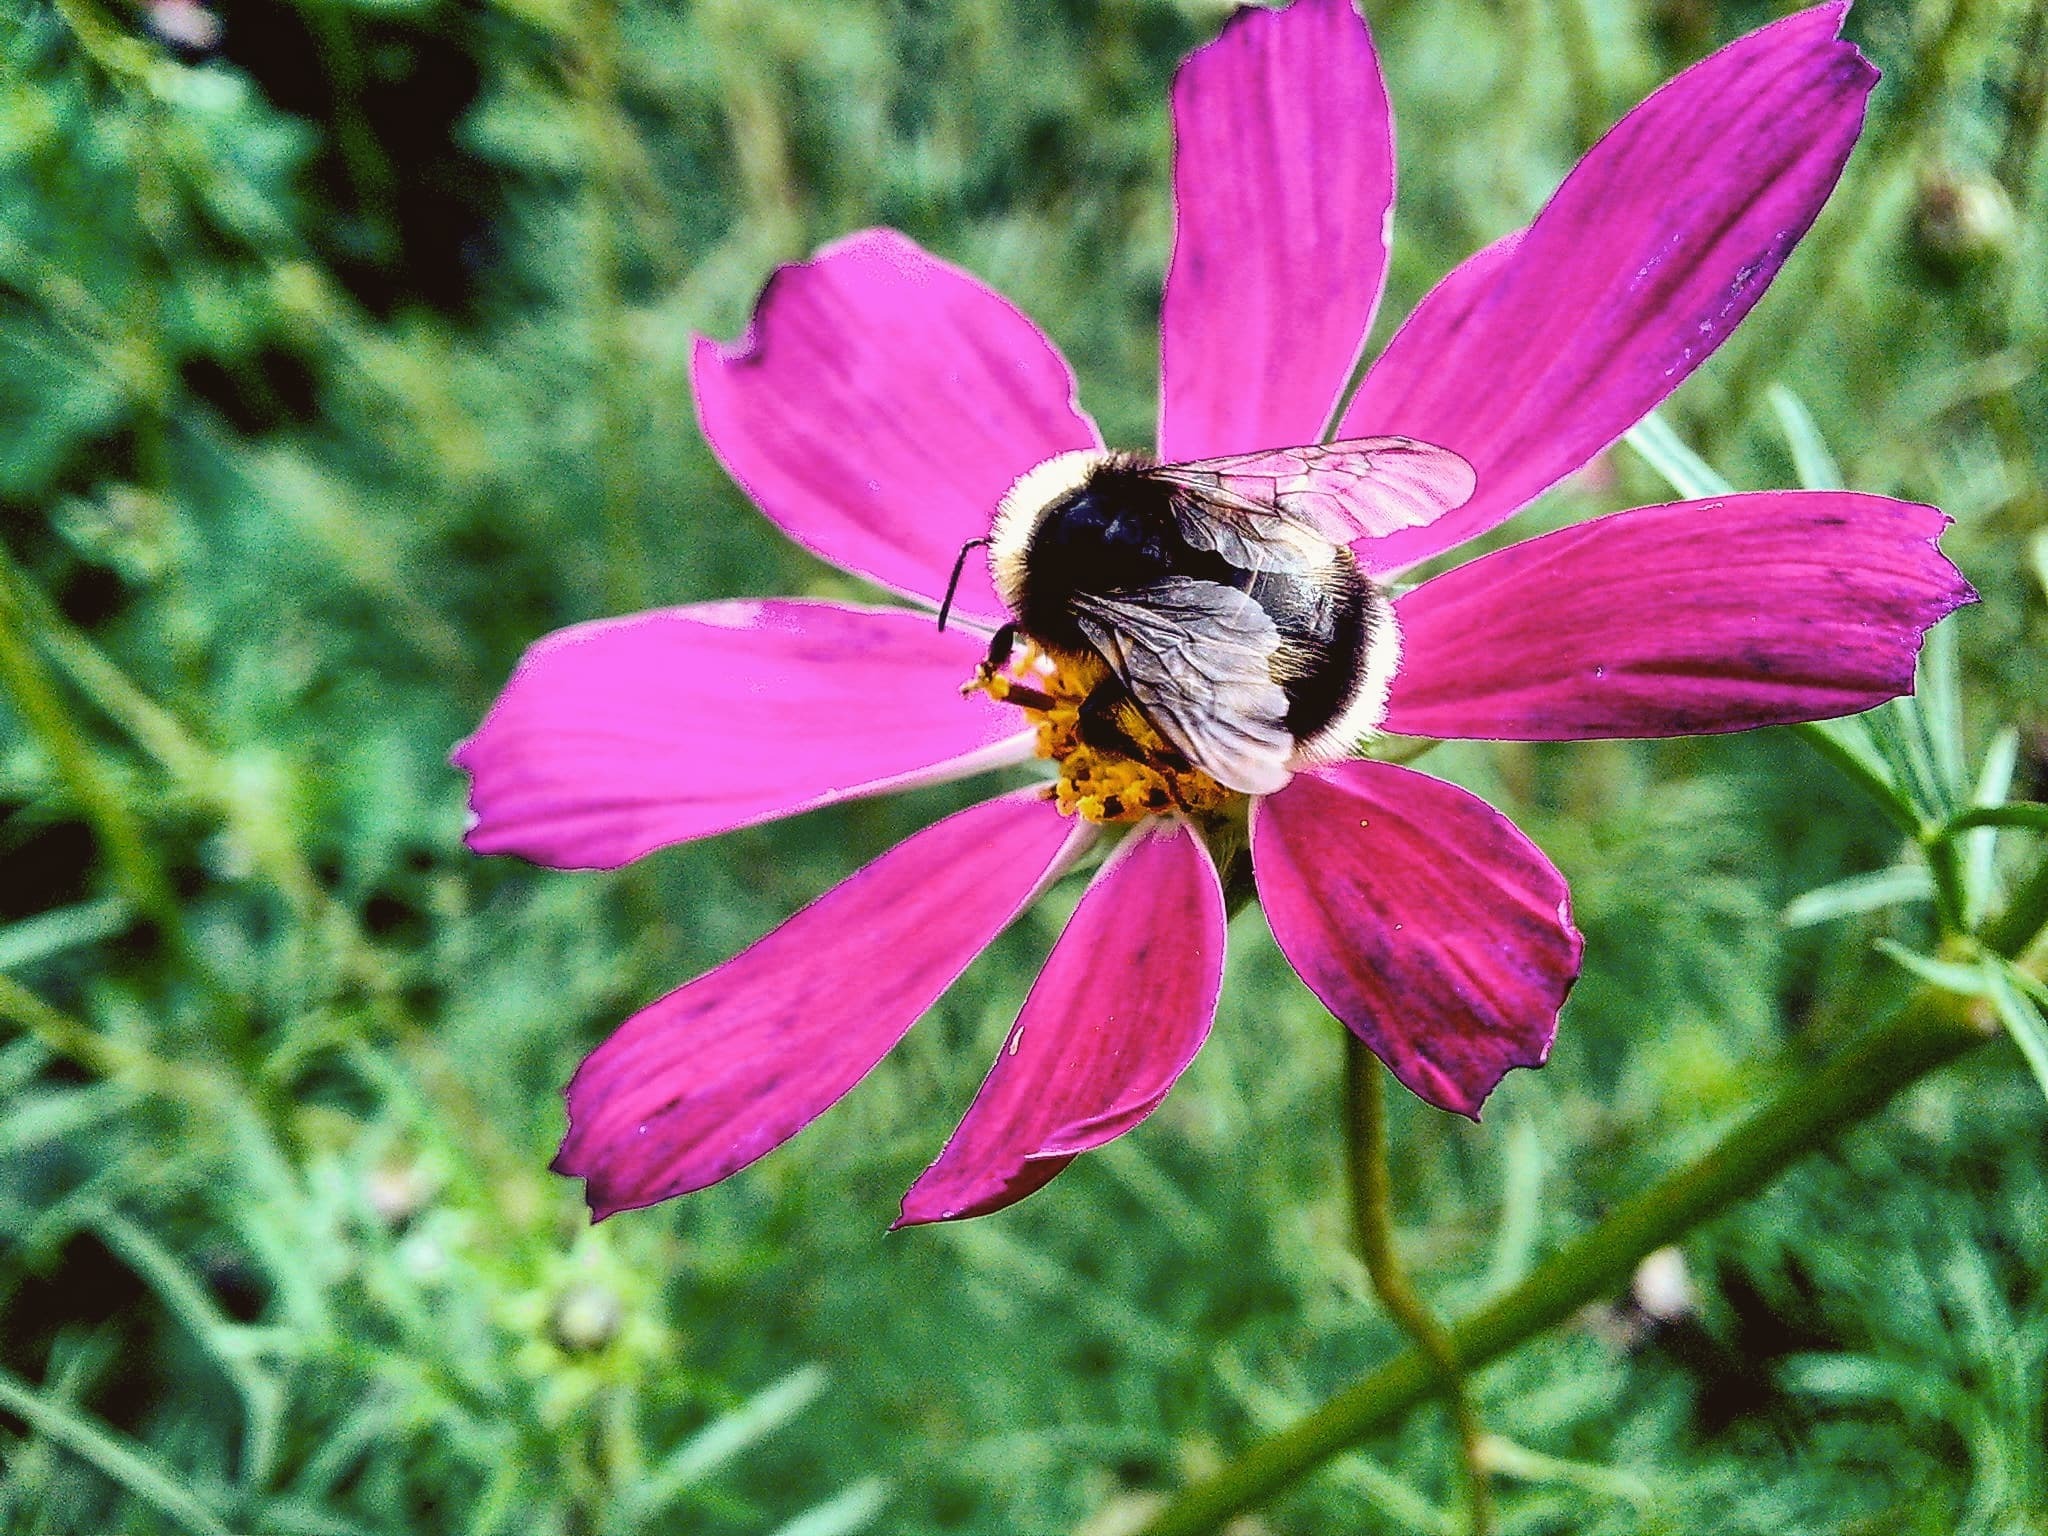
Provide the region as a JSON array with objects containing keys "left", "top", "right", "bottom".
[
  {"left": 764, "top": 1479, "right": 893, "bottom": 1536},
  {"left": 1766, "top": 383, "right": 1845, "bottom": 491}
]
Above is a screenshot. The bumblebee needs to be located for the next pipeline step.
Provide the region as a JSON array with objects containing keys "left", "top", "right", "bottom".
[{"left": 943, "top": 438, "right": 1474, "bottom": 797}]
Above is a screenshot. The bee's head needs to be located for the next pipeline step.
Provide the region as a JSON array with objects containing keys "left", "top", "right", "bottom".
[{"left": 988, "top": 449, "right": 1115, "bottom": 613}]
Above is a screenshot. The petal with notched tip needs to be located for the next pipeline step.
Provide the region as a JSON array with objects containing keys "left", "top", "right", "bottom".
[
  {"left": 896, "top": 820, "right": 1225, "bottom": 1226},
  {"left": 1254, "top": 761, "right": 1580, "bottom": 1117}
]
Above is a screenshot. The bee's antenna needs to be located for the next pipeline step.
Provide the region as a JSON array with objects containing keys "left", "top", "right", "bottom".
[{"left": 937, "top": 537, "right": 989, "bottom": 632}]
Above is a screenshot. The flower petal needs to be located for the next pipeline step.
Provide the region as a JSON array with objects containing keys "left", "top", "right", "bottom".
[
  {"left": 555, "top": 791, "right": 1092, "bottom": 1219},
  {"left": 1253, "top": 762, "right": 1580, "bottom": 1117},
  {"left": 1344, "top": 3, "right": 1875, "bottom": 570},
  {"left": 454, "top": 599, "right": 1036, "bottom": 870},
  {"left": 1158, "top": 0, "right": 1396, "bottom": 462},
  {"left": 896, "top": 819, "right": 1225, "bottom": 1227},
  {"left": 692, "top": 229, "right": 1100, "bottom": 626},
  {"left": 1382, "top": 493, "right": 1975, "bottom": 740}
]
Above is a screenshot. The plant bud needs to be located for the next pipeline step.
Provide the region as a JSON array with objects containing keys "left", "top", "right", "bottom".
[
  {"left": 1912, "top": 164, "right": 2016, "bottom": 274},
  {"left": 548, "top": 1280, "right": 623, "bottom": 1354}
]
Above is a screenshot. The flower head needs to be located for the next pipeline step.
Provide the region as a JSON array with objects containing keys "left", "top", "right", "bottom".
[{"left": 455, "top": 0, "right": 1972, "bottom": 1225}]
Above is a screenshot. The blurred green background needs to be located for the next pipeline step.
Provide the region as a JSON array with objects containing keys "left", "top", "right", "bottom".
[{"left": 2, "top": 0, "right": 2045, "bottom": 1531}]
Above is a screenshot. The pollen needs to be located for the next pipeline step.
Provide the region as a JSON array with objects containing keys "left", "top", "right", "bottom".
[{"left": 966, "top": 641, "right": 1236, "bottom": 824}]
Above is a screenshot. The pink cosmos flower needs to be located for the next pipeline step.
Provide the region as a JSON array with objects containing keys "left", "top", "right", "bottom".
[{"left": 455, "top": 0, "right": 1972, "bottom": 1225}]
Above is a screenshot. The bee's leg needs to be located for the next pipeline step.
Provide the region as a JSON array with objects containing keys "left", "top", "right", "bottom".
[
  {"left": 966, "top": 622, "right": 1064, "bottom": 709},
  {"left": 966, "top": 623, "right": 1019, "bottom": 690},
  {"left": 1077, "top": 676, "right": 1188, "bottom": 770},
  {"left": 978, "top": 623, "right": 1018, "bottom": 680}
]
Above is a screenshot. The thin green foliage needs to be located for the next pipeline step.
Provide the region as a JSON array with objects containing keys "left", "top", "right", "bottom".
[
  {"left": 1983, "top": 961, "right": 2048, "bottom": 1104},
  {"left": 0, "top": 1366, "right": 231, "bottom": 1536},
  {"left": 2, "top": 1, "right": 2046, "bottom": 1533},
  {"left": 1781, "top": 862, "right": 1933, "bottom": 928}
]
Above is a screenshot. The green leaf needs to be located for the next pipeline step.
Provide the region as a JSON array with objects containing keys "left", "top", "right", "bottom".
[
  {"left": 1766, "top": 384, "right": 1845, "bottom": 491},
  {"left": 1790, "top": 720, "right": 1921, "bottom": 835},
  {"left": 1866, "top": 703, "right": 1948, "bottom": 822},
  {"left": 1971, "top": 728, "right": 2021, "bottom": 809},
  {"left": 98, "top": 1213, "right": 286, "bottom": 1488},
  {"left": 1912, "top": 620, "right": 1966, "bottom": 807},
  {"left": 1980, "top": 959, "right": 2048, "bottom": 1107},
  {"left": 1942, "top": 803, "right": 2048, "bottom": 836},
  {"left": 1873, "top": 939, "right": 1990, "bottom": 997},
  {"left": 1963, "top": 728, "right": 2023, "bottom": 923},
  {"left": 1484, "top": 1115, "right": 1544, "bottom": 1296},
  {"left": 1783, "top": 864, "right": 1933, "bottom": 928},
  {"left": 1622, "top": 411, "right": 1734, "bottom": 499},
  {"left": 1479, "top": 1435, "right": 1654, "bottom": 1508},
  {"left": 2005, "top": 967, "right": 2048, "bottom": 1011}
]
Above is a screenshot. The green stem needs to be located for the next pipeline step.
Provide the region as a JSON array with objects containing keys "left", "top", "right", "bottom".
[
  {"left": 0, "top": 559, "right": 253, "bottom": 1044},
  {"left": 309, "top": 9, "right": 399, "bottom": 264},
  {"left": 1131, "top": 981, "right": 2006, "bottom": 1536},
  {"left": 1346, "top": 1037, "right": 1493, "bottom": 1535},
  {"left": 1921, "top": 828, "right": 1974, "bottom": 938},
  {"left": 0, "top": 544, "right": 210, "bottom": 784},
  {"left": 50, "top": 0, "right": 152, "bottom": 80},
  {"left": 0, "top": 1365, "right": 231, "bottom": 1536},
  {"left": 1, "top": 541, "right": 532, "bottom": 1197},
  {"left": 1940, "top": 802, "right": 2048, "bottom": 837}
]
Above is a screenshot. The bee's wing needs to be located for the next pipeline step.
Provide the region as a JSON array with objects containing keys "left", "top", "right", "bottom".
[
  {"left": 1071, "top": 577, "right": 1295, "bottom": 796},
  {"left": 1153, "top": 436, "right": 1475, "bottom": 559}
]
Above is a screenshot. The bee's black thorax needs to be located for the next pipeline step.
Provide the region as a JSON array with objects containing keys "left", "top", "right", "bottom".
[
  {"left": 1012, "top": 459, "right": 1377, "bottom": 744},
  {"left": 1011, "top": 460, "right": 1228, "bottom": 649}
]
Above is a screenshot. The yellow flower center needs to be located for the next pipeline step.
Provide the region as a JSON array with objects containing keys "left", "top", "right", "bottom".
[{"left": 965, "top": 641, "right": 1237, "bottom": 824}]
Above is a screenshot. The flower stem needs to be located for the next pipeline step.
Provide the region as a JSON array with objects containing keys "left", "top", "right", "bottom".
[
  {"left": 1921, "top": 827, "right": 1975, "bottom": 939},
  {"left": 1345, "top": 1035, "right": 1493, "bottom": 1535},
  {"left": 1130, "top": 975, "right": 2010, "bottom": 1536}
]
